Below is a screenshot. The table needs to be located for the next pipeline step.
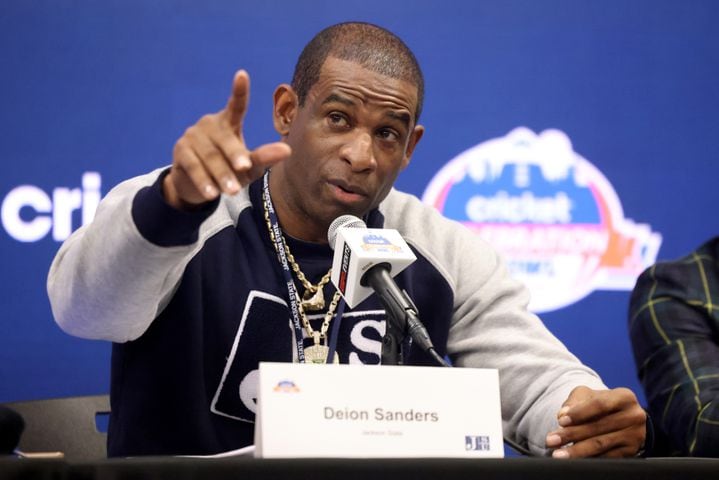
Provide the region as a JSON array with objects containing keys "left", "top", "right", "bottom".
[{"left": 2, "top": 456, "right": 718, "bottom": 480}]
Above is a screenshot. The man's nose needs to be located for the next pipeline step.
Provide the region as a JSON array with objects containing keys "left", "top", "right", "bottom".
[{"left": 340, "top": 131, "right": 376, "bottom": 172}]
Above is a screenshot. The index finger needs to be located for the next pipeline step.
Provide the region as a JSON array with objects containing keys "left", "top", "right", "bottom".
[
  {"left": 561, "top": 388, "right": 638, "bottom": 426},
  {"left": 225, "top": 69, "right": 250, "bottom": 133}
]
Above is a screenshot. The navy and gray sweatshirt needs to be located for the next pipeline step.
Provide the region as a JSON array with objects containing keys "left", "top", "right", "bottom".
[{"left": 48, "top": 167, "right": 605, "bottom": 457}]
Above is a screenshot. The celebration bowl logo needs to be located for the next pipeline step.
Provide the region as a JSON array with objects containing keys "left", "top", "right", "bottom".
[
  {"left": 422, "top": 127, "right": 662, "bottom": 313},
  {"left": 273, "top": 380, "right": 300, "bottom": 393},
  {"left": 361, "top": 234, "right": 402, "bottom": 253}
]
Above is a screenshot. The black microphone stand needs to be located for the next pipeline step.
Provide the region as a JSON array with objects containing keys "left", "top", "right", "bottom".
[
  {"left": 367, "top": 265, "right": 448, "bottom": 367},
  {"left": 380, "top": 311, "right": 405, "bottom": 366}
]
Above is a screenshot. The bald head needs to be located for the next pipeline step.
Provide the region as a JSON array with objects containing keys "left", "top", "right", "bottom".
[{"left": 291, "top": 22, "right": 425, "bottom": 121}]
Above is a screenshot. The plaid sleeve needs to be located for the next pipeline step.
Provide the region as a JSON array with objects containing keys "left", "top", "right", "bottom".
[{"left": 628, "top": 238, "right": 719, "bottom": 457}]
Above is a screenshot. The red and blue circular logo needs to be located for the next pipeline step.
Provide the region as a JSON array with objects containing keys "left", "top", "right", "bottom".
[{"left": 422, "top": 127, "right": 662, "bottom": 312}]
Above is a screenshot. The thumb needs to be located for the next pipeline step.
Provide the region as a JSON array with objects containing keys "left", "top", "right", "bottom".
[
  {"left": 250, "top": 142, "right": 292, "bottom": 169},
  {"left": 236, "top": 142, "right": 292, "bottom": 188}
]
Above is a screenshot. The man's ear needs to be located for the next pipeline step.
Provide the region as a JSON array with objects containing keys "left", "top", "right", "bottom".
[
  {"left": 273, "top": 84, "right": 298, "bottom": 136},
  {"left": 401, "top": 124, "right": 425, "bottom": 170}
]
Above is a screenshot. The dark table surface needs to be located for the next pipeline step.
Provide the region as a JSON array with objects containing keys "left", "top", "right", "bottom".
[{"left": 2, "top": 456, "right": 719, "bottom": 480}]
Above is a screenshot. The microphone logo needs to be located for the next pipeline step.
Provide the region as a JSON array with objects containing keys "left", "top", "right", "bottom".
[{"left": 361, "top": 234, "right": 402, "bottom": 253}]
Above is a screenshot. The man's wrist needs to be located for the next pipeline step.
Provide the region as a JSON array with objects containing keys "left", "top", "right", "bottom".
[{"left": 162, "top": 170, "right": 213, "bottom": 212}]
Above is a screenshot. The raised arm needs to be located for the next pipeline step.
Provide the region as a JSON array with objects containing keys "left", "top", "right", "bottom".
[{"left": 48, "top": 71, "right": 290, "bottom": 342}]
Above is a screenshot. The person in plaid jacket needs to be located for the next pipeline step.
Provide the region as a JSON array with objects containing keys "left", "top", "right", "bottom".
[{"left": 629, "top": 237, "right": 719, "bottom": 457}]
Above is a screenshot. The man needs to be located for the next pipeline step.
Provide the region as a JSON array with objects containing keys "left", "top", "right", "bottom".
[
  {"left": 48, "top": 22, "right": 646, "bottom": 458},
  {"left": 629, "top": 237, "right": 719, "bottom": 457}
]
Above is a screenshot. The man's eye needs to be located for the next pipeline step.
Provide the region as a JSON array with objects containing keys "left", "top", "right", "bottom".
[
  {"left": 328, "top": 112, "right": 348, "bottom": 127},
  {"left": 377, "top": 128, "right": 399, "bottom": 142}
]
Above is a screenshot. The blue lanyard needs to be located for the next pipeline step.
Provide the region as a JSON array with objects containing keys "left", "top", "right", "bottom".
[
  {"left": 326, "top": 300, "right": 345, "bottom": 364},
  {"left": 261, "top": 171, "right": 344, "bottom": 363}
]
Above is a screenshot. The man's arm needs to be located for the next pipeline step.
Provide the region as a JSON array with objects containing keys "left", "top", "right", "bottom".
[
  {"left": 383, "top": 195, "right": 643, "bottom": 456},
  {"left": 47, "top": 169, "right": 208, "bottom": 341},
  {"left": 629, "top": 252, "right": 719, "bottom": 457},
  {"left": 47, "top": 70, "right": 290, "bottom": 342},
  {"left": 433, "top": 210, "right": 645, "bottom": 456}
]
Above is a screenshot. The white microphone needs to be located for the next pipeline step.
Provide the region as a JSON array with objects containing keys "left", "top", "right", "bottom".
[
  {"left": 328, "top": 215, "right": 416, "bottom": 309},
  {"left": 328, "top": 215, "right": 447, "bottom": 366}
]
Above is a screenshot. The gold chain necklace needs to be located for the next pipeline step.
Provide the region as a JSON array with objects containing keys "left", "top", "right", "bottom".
[
  {"left": 262, "top": 199, "right": 341, "bottom": 364},
  {"left": 284, "top": 245, "right": 332, "bottom": 311}
]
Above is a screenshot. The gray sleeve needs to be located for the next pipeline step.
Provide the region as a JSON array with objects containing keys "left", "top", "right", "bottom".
[
  {"left": 382, "top": 190, "right": 606, "bottom": 456},
  {"left": 46, "top": 168, "right": 241, "bottom": 343},
  {"left": 446, "top": 239, "right": 606, "bottom": 455}
]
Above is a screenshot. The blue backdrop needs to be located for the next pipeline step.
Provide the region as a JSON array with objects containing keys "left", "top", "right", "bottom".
[{"left": 1, "top": 0, "right": 718, "bottom": 413}]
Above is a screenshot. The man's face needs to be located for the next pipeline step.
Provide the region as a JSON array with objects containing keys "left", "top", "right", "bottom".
[{"left": 272, "top": 56, "right": 423, "bottom": 241}]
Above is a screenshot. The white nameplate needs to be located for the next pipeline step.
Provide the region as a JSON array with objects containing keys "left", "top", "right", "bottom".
[{"left": 254, "top": 362, "right": 504, "bottom": 458}]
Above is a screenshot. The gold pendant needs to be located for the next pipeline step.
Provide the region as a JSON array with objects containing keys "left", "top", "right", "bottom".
[
  {"left": 301, "top": 287, "right": 325, "bottom": 311},
  {"left": 303, "top": 334, "right": 340, "bottom": 364},
  {"left": 304, "top": 344, "right": 330, "bottom": 364}
]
